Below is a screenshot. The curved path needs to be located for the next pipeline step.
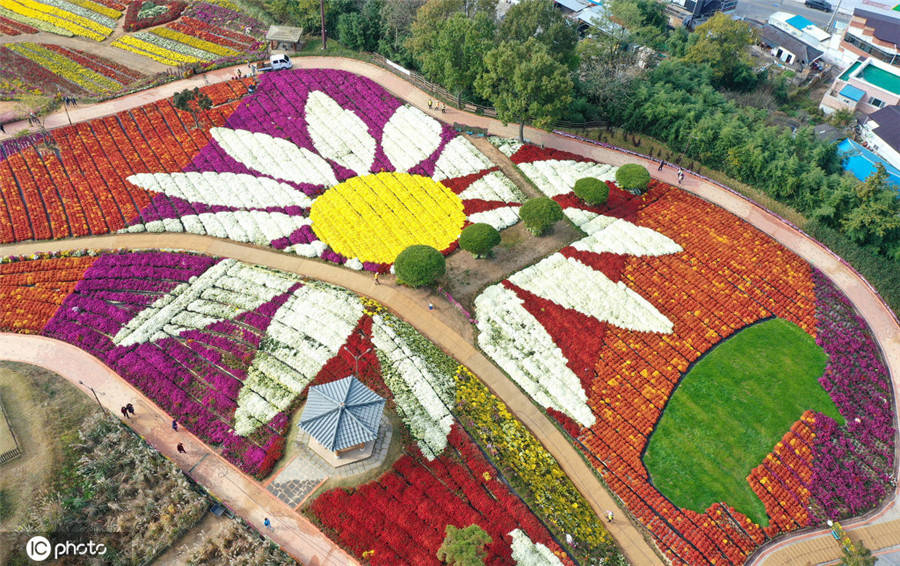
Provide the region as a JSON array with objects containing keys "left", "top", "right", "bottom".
[
  {"left": 0, "top": 333, "right": 356, "bottom": 566},
  {"left": 1, "top": 55, "right": 898, "bottom": 565}
]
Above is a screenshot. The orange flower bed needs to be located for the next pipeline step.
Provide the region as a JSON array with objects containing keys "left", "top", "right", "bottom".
[{"left": 0, "top": 255, "right": 96, "bottom": 332}]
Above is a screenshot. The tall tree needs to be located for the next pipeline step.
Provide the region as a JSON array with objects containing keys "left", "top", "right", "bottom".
[
  {"left": 436, "top": 524, "right": 491, "bottom": 566},
  {"left": 499, "top": 0, "right": 577, "bottom": 66},
  {"left": 416, "top": 12, "right": 494, "bottom": 106},
  {"left": 380, "top": 0, "right": 425, "bottom": 62},
  {"left": 475, "top": 38, "right": 573, "bottom": 141},
  {"left": 407, "top": 0, "right": 465, "bottom": 57},
  {"left": 683, "top": 12, "right": 757, "bottom": 89},
  {"left": 172, "top": 87, "right": 212, "bottom": 129}
]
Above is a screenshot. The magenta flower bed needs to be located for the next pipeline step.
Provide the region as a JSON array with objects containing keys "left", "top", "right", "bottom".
[
  {"left": 43, "top": 251, "right": 293, "bottom": 478},
  {"left": 809, "top": 269, "right": 895, "bottom": 522}
]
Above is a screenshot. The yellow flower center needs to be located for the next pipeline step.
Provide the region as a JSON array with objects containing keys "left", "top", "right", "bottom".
[{"left": 310, "top": 172, "right": 466, "bottom": 264}]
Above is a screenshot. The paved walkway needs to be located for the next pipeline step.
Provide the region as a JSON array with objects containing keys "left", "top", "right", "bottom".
[
  {"left": 0, "top": 55, "right": 898, "bottom": 565},
  {"left": 0, "top": 334, "right": 356, "bottom": 566}
]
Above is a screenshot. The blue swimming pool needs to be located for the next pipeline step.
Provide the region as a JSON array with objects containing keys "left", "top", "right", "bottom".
[{"left": 837, "top": 139, "right": 900, "bottom": 193}]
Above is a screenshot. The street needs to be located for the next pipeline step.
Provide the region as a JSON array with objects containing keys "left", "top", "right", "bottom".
[{"left": 734, "top": 0, "right": 852, "bottom": 27}]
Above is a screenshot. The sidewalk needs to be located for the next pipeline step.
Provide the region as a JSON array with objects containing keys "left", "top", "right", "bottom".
[{"left": 0, "top": 334, "right": 356, "bottom": 566}]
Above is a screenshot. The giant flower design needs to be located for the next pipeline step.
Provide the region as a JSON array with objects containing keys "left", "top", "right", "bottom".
[{"left": 125, "top": 71, "right": 524, "bottom": 269}]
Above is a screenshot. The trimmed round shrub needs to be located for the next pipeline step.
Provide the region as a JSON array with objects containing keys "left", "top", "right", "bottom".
[
  {"left": 459, "top": 223, "right": 501, "bottom": 258},
  {"left": 519, "top": 197, "right": 563, "bottom": 236},
  {"left": 573, "top": 177, "right": 610, "bottom": 205},
  {"left": 394, "top": 245, "right": 445, "bottom": 287},
  {"left": 616, "top": 163, "right": 651, "bottom": 194}
]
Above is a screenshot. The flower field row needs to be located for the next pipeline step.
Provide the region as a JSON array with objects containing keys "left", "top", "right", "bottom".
[
  {"left": 111, "top": 34, "right": 206, "bottom": 66},
  {"left": 6, "top": 42, "right": 121, "bottom": 94},
  {"left": 45, "top": 43, "right": 144, "bottom": 84},
  {"left": 0, "top": 249, "right": 621, "bottom": 564},
  {"left": 182, "top": 1, "right": 266, "bottom": 37},
  {"left": 0, "top": 0, "right": 119, "bottom": 40},
  {"left": 0, "top": 13, "right": 36, "bottom": 32},
  {"left": 0, "top": 78, "right": 252, "bottom": 242},
  {"left": 1, "top": 44, "right": 87, "bottom": 96},
  {"left": 169, "top": 16, "right": 261, "bottom": 52},
  {"left": 0, "top": 3, "right": 71, "bottom": 35},
  {"left": 474, "top": 142, "right": 894, "bottom": 565},
  {"left": 122, "top": 0, "right": 184, "bottom": 31}
]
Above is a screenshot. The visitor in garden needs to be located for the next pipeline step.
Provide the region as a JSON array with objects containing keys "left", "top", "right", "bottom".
[
  {"left": 441, "top": 103, "right": 446, "bottom": 113},
  {"left": 121, "top": 406, "right": 130, "bottom": 419},
  {"left": 126, "top": 403, "right": 135, "bottom": 415},
  {"left": 606, "top": 511, "right": 614, "bottom": 522},
  {"left": 374, "top": 272, "right": 380, "bottom": 285},
  {"left": 264, "top": 517, "right": 272, "bottom": 529},
  {"left": 657, "top": 160, "right": 664, "bottom": 172},
  {"left": 177, "top": 442, "right": 186, "bottom": 454},
  {"left": 428, "top": 302, "right": 434, "bottom": 311},
  {"left": 677, "top": 168, "right": 684, "bottom": 184},
  {"left": 172, "top": 419, "right": 178, "bottom": 431},
  {"left": 428, "top": 99, "right": 433, "bottom": 110}
]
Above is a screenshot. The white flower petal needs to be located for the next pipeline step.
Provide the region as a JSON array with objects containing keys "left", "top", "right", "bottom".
[
  {"left": 432, "top": 137, "right": 493, "bottom": 181},
  {"left": 128, "top": 172, "right": 313, "bottom": 209},
  {"left": 457, "top": 171, "right": 525, "bottom": 203},
  {"left": 305, "top": 90, "right": 375, "bottom": 176},
  {"left": 211, "top": 127, "right": 337, "bottom": 187},
  {"left": 382, "top": 105, "right": 443, "bottom": 172},
  {"left": 572, "top": 218, "right": 683, "bottom": 257},
  {"left": 509, "top": 529, "right": 566, "bottom": 566},
  {"left": 518, "top": 160, "right": 617, "bottom": 197},
  {"left": 468, "top": 206, "right": 520, "bottom": 231},
  {"left": 475, "top": 284, "right": 595, "bottom": 427},
  {"left": 509, "top": 254, "right": 674, "bottom": 334}
]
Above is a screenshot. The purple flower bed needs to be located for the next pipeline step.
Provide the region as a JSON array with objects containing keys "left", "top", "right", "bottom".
[
  {"left": 41, "top": 251, "right": 300, "bottom": 478},
  {"left": 808, "top": 269, "right": 896, "bottom": 522}
]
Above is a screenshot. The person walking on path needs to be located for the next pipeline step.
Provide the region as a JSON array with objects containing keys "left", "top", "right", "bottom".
[
  {"left": 428, "top": 302, "right": 434, "bottom": 311},
  {"left": 373, "top": 272, "right": 380, "bottom": 285},
  {"left": 657, "top": 160, "right": 664, "bottom": 172},
  {"left": 177, "top": 442, "right": 186, "bottom": 454},
  {"left": 428, "top": 99, "right": 433, "bottom": 110},
  {"left": 121, "top": 406, "right": 130, "bottom": 419},
  {"left": 126, "top": 403, "right": 135, "bottom": 416},
  {"left": 264, "top": 517, "right": 272, "bottom": 529},
  {"left": 606, "top": 510, "right": 615, "bottom": 522},
  {"left": 676, "top": 168, "right": 684, "bottom": 184},
  {"left": 172, "top": 419, "right": 178, "bottom": 431}
]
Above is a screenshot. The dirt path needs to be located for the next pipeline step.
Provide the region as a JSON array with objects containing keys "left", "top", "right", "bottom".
[
  {"left": 468, "top": 135, "right": 542, "bottom": 198},
  {"left": 153, "top": 512, "right": 230, "bottom": 566},
  {"left": 0, "top": 55, "right": 897, "bottom": 565}
]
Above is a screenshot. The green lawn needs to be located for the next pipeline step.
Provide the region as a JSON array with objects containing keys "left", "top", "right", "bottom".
[{"left": 643, "top": 318, "right": 841, "bottom": 525}]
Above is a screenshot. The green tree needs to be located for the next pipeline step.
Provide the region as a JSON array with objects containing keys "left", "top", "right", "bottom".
[
  {"left": 475, "top": 38, "right": 573, "bottom": 141},
  {"left": 616, "top": 163, "right": 651, "bottom": 193},
  {"left": 407, "top": 0, "right": 464, "bottom": 57},
  {"left": 609, "top": 0, "right": 667, "bottom": 48},
  {"left": 841, "top": 164, "right": 900, "bottom": 253},
  {"left": 519, "top": 197, "right": 563, "bottom": 235},
  {"left": 683, "top": 12, "right": 757, "bottom": 89},
  {"left": 436, "top": 524, "right": 491, "bottom": 566},
  {"left": 499, "top": 0, "right": 577, "bottom": 66},
  {"left": 573, "top": 177, "right": 610, "bottom": 205},
  {"left": 413, "top": 12, "right": 494, "bottom": 106},
  {"left": 337, "top": 1, "right": 382, "bottom": 51},
  {"left": 459, "top": 223, "right": 501, "bottom": 258},
  {"left": 379, "top": 0, "right": 425, "bottom": 63},
  {"left": 394, "top": 245, "right": 446, "bottom": 287},
  {"left": 172, "top": 87, "right": 212, "bottom": 129}
]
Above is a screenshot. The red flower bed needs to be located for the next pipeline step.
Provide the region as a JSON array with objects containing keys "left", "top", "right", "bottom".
[
  {"left": 310, "top": 426, "right": 574, "bottom": 565},
  {"left": 123, "top": 0, "right": 186, "bottom": 32}
]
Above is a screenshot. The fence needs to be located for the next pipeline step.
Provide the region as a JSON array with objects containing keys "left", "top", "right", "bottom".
[{"left": 0, "top": 391, "right": 22, "bottom": 465}]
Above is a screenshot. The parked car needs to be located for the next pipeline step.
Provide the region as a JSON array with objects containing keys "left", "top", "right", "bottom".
[
  {"left": 259, "top": 53, "right": 292, "bottom": 72},
  {"left": 805, "top": 0, "right": 832, "bottom": 12}
]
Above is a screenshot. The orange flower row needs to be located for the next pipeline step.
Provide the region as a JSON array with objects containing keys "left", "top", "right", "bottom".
[{"left": 0, "top": 256, "right": 96, "bottom": 331}]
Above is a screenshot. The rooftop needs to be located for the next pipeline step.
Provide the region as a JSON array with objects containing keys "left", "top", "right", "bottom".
[
  {"left": 759, "top": 24, "right": 824, "bottom": 63},
  {"left": 299, "top": 376, "right": 385, "bottom": 452},
  {"left": 266, "top": 25, "right": 303, "bottom": 42},
  {"left": 841, "top": 83, "right": 867, "bottom": 101},
  {"left": 854, "top": 8, "right": 900, "bottom": 46},
  {"left": 868, "top": 104, "right": 900, "bottom": 150},
  {"left": 837, "top": 138, "right": 900, "bottom": 190},
  {"left": 787, "top": 14, "right": 816, "bottom": 31}
]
